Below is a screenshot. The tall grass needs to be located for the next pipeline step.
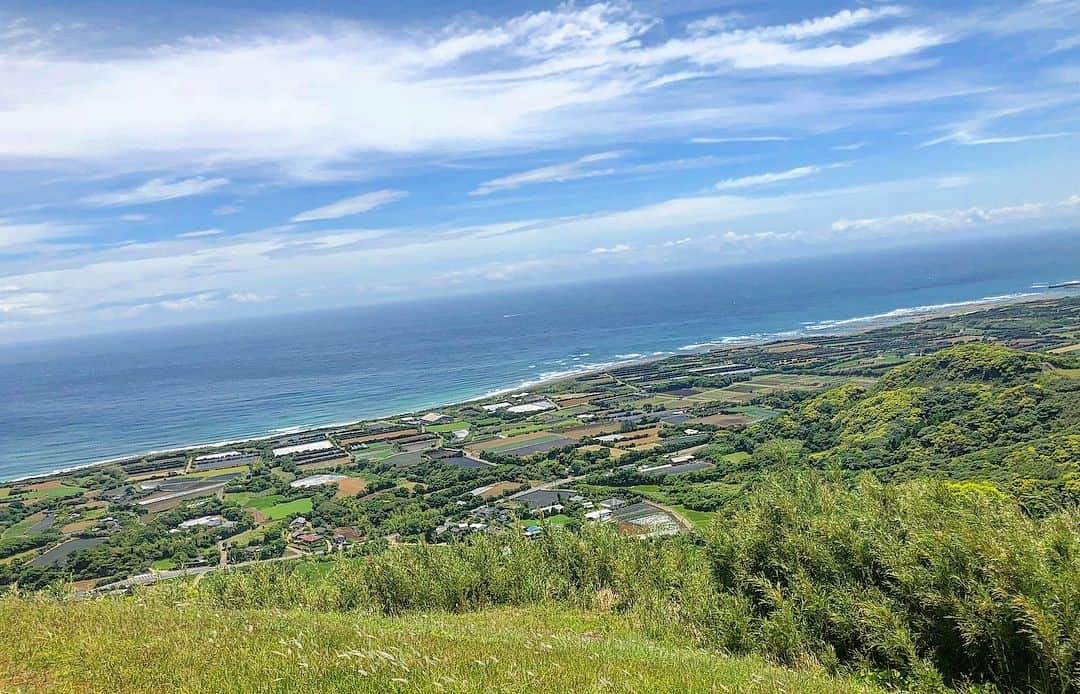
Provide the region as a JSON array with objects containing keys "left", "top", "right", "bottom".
[{"left": 186, "top": 472, "right": 1080, "bottom": 692}]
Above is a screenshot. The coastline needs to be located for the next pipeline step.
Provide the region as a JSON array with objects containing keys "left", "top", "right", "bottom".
[{"left": 3, "top": 288, "right": 1069, "bottom": 484}]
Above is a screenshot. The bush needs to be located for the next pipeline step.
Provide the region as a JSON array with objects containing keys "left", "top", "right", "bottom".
[{"left": 185, "top": 471, "right": 1080, "bottom": 692}]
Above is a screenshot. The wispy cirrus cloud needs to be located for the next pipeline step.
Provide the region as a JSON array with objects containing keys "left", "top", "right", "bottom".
[
  {"left": 81, "top": 177, "right": 229, "bottom": 207},
  {"left": 176, "top": 229, "right": 224, "bottom": 239},
  {"left": 691, "top": 136, "right": 791, "bottom": 144},
  {"left": 921, "top": 130, "right": 1073, "bottom": 147},
  {"left": 290, "top": 190, "right": 408, "bottom": 223},
  {"left": 470, "top": 151, "right": 624, "bottom": 196},
  {"left": 715, "top": 164, "right": 829, "bottom": 190}
]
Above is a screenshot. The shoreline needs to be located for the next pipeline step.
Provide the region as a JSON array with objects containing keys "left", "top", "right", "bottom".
[{"left": 3, "top": 288, "right": 1069, "bottom": 484}]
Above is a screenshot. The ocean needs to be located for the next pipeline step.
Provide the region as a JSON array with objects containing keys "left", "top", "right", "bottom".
[{"left": 1, "top": 230, "right": 1077, "bottom": 481}]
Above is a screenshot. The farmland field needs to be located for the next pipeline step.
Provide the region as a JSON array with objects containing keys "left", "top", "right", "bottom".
[
  {"left": 333, "top": 478, "right": 368, "bottom": 498},
  {"left": 263, "top": 498, "right": 313, "bottom": 520},
  {"left": 22, "top": 485, "right": 87, "bottom": 501},
  {"left": 471, "top": 431, "right": 564, "bottom": 452}
]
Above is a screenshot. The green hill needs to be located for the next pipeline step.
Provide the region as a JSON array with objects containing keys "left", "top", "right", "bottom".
[
  {"left": 0, "top": 598, "right": 879, "bottom": 693},
  {"left": 743, "top": 344, "right": 1079, "bottom": 507}
]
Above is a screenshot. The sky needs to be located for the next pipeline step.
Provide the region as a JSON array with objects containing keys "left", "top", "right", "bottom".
[{"left": 0, "top": 0, "right": 1078, "bottom": 343}]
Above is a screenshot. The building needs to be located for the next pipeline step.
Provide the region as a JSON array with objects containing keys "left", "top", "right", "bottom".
[
  {"left": 506, "top": 400, "right": 556, "bottom": 414},
  {"left": 272, "top": 440, "right": 334, "bottom": 458},
  {"left": 177, "top": 515, "right": 236, "bottom": 530},
  {"left": 585, "top": 508, "right": 612, "bottom": 522},
  {"left": 511, "top": 488, "right": 576, "bottom": 513},
  {"left": 191, "top": 450, "right": 258, "bottom": 470},
  {"left": 613, "top": 502, "right": 681, "bottom": 537},
  {"left": 290, "top": 474, "right": 347, "bottom": 488},
  {"left": 600, "top": 498, "right": 626, "bottom": 509},
  {"left": 420, "top": 412, "right": 453, "bottom": 425}
]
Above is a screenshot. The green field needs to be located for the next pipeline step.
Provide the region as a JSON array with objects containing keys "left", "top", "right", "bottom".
[
  {"left": 0, "top": 598, "right": 879, "bottom": 694},
  {"left": 667, "top": 504, "right": 715, "bottom": 528},
  {"left": 516, "top": 513, "right": 574, "bottom": 529},
  {"left": 150, "top": 558, "right": 177, "bottom": 571},
  {"left": 1, "top": 514, "right": 46, "bottom": 540},
  {"left": 263, "top": 498, "right": 313, "bottom": 520},
  {"left": 22, "top": 485, "right": 87, "bottom": 501},
  {"left": 225, "top": 492, "right": 285, "bottom": 509}
]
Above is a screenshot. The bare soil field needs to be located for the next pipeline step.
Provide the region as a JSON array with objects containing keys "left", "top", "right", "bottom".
[{"left": 334, "top": 478, "right": 369, "bottom": 498}]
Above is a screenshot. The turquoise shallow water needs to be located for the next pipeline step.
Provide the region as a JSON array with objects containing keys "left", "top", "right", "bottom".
[{"left": 1, "top": 230, "right": 1077, "bottom": 481}]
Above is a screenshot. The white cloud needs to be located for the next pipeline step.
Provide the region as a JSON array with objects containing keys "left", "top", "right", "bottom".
[
  {"left": 715, "top": 164, "right": 825, "bottom": 190},
  {"left": 470, "top": 151, "right": 624, "bottom": 195},
  {"left": 0, "top": 219, "right": 85, "bottom": 252},
  {"left": 691, "top": 136, "right": 790, "bottom": 144},
  {"left": 290, "top": 190, "right": 408, "bottom": 222},
  {"left": 0, "top": 5, "right": 947, "bottom": 174},
  {"left": 81, "top": 177, "right": 229, "bottom": 207},
  {"left": 177, "top": 228, "right": 224, "bottom": 239},
  {"left": 590, "top": 243, "right": 633, "bottom": 254},
  {"left": 833, "top": 141, "right": 866, "bottom": 151},
  {"left": 831, "top": 194, "right": 1080, "bottom": 235},
  {"left": 921, "top": 130, "right": 1073, "bottom": 147}
]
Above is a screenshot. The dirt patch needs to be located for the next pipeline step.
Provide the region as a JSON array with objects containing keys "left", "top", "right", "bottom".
[
  {"left": 470, "top": 431, "right": 558, "bottom": 451},
  {"left": 578, "top": 444, "right": 628, "bottom": 459},
  {"left": 61, "top": 520, "right": 97, "bottom": 533},
  {"left": 24, "top": 480, "right": 63, "bottom": 492},
  {"left": 614, "top": 426, "right": 662, "bottom": 450},
  {"left": 334, "top": 478, "right": 369, "bottom": 498},
  {"left": 246, "top": 508, "right": 270, "bottom": 524}
]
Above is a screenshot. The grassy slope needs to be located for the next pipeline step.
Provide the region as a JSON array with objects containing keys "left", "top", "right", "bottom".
[{"left": 0, "top": 597, "right": 879, "bottom": 693}]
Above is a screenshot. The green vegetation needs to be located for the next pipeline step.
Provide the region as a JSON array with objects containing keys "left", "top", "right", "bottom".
[
  {"left": 422, "top": 420, "right": 470, "bottom": 433},
  {"left": 263, "top": 497, "right": 312, "bottom": 520},
  {"left": 0, "top": 598, "right": 878, "bottom": 693},
  {"left": 22, "top": 485, "right": 86, "bottom": 500},
  {"left": 2, "top": 297, "right": 1078, "bottom": 691}
]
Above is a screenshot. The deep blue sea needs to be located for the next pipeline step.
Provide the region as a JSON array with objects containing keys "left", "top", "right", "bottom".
[{"left": 1, "top": 231, "right": 1077, "bottom": 481}]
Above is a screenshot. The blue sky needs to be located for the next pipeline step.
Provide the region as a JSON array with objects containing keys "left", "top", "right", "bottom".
[{"left": 0, "top": 0, "right": 1077, "bottom": 342}]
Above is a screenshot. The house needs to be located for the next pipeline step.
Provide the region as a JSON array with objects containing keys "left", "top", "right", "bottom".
[
  {"left": 585, "top": 508, "right": 613, "bottom": 522},
  {"left": 295, "top": 533, "right": 323, "bottom": 545},
  {"left": 523, "top": 525, "right": 543, "bottom": 538},
  {"left": 289, "top": 516, "right": 309, "bottom": 530},
  {"left": 420, "top": 412, "right": 453, "bottom": 425},
  {"left": 600, "top": 498, "right": 626, "bottom": 509}
]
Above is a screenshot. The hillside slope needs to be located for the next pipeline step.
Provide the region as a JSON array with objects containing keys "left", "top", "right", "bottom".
[
  {"left": 741, "top": 343, "right": 1079, "bottom": 506},
  {"left": 0, "top": 598, "right": 879, "bottom": 693}
]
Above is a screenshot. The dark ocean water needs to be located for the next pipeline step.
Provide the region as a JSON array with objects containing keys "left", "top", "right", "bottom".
[{"left": 1, "top": 231, "right": 1077, "bottom": 481}]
